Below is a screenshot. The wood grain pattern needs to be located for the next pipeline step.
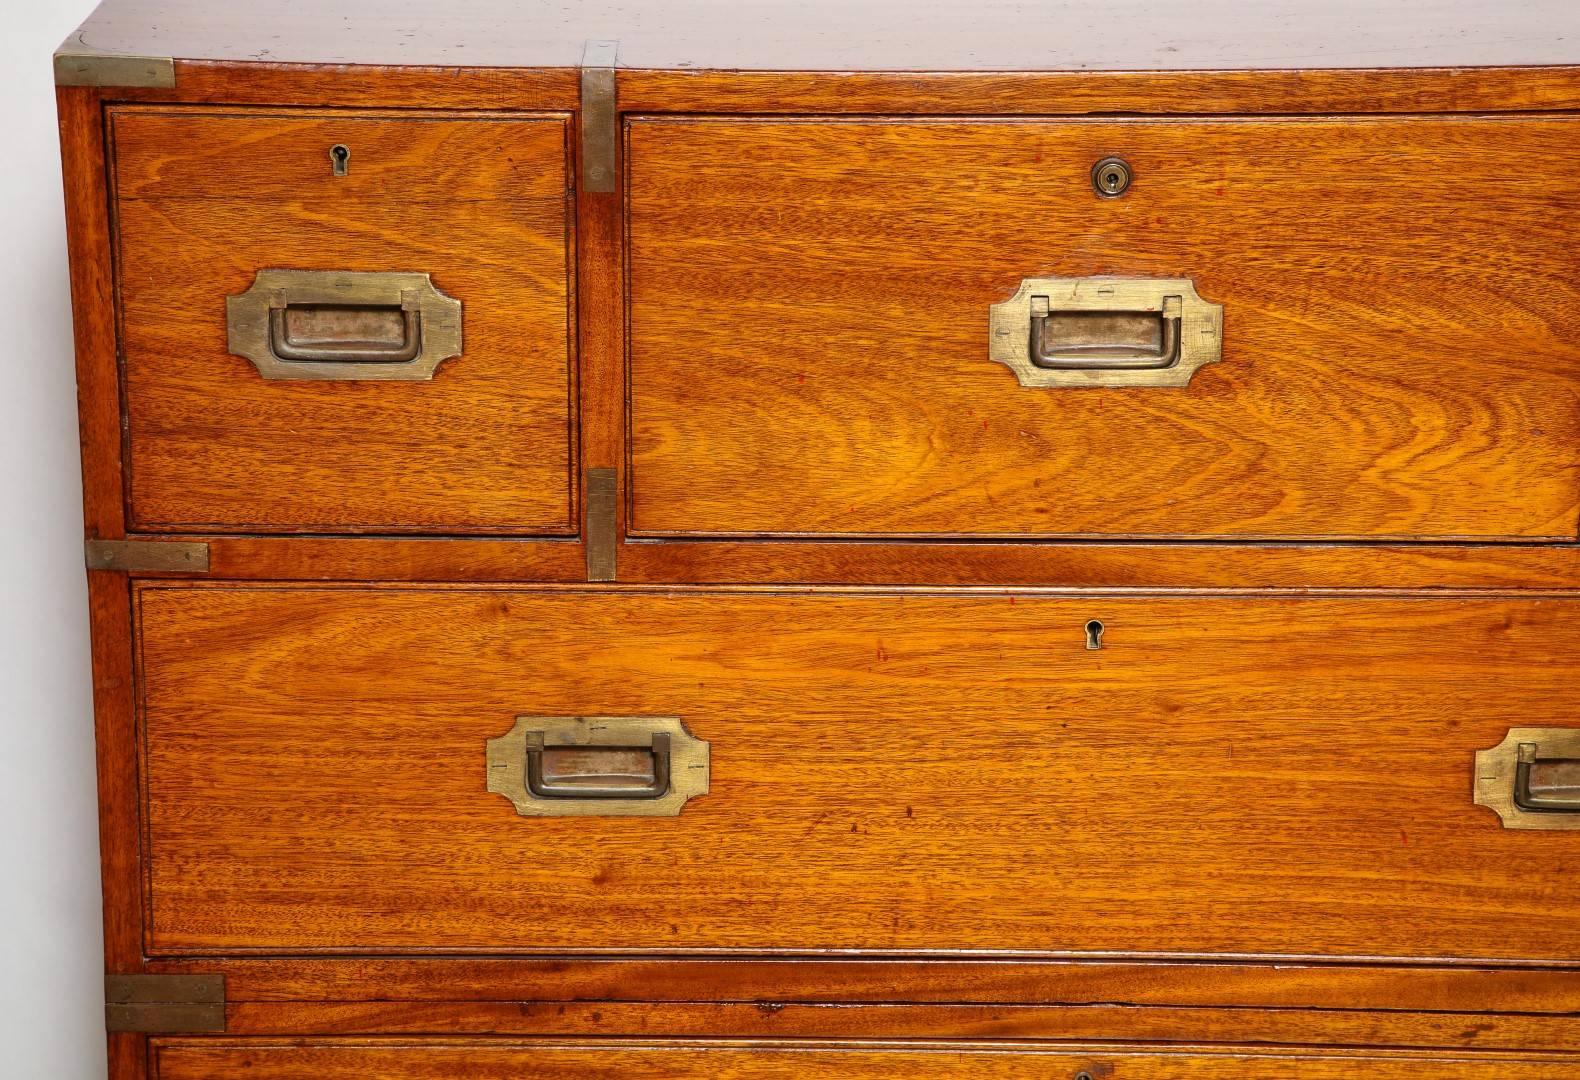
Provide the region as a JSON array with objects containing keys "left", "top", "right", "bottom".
[
  {"left": 147, "top": 1039, "right": 1580, "bottom": 1080},
  {"left": 576, "top": 75, "right": 626, "bottom": 556},
  {"left": 66, "top": 0, "right": 1580, "bottom": 72},
  {"left": 617, "top": 68, "right": 1580, "bottom": 116},
  {"left": 627, "top": 116, "right": 1580, "bottom": 541},
  {"left": 618, "top": 541, "right": 1580, "bottom": 590},
  {"left": 57, "top": 87, "right": 125, "bottom": 541},
  {"left": 208, "top": 1001, "right": 1580, "bottom": 1049},
  {"left": 111, "top": 107, "right": 576, "bottom": 534},
  {"left": 88, "top": 572, "right": 142, "bottom": 971},
  {"left": 145, "top": 956, "right": 1580, "bottom": 1013},
  {"left": 119, "top": 62, "right": 581, "bottom": 111},
  {"left": 137, "top": 586, "right": 1580, "bottom": 960}
]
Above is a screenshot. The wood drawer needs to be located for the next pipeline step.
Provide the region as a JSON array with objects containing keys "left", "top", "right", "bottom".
[
  {"left": 148, "top": 1040, "right": 1580, "bottom": 1079},
  {"left": 110, "top": 107, "right": 575, "bottom": 534},
  {"left": 627, "top": 116, "right": 1580, "bottom": 541},
  {"left": 137, "top": 586, "right": 1580, "bottom": 960}
]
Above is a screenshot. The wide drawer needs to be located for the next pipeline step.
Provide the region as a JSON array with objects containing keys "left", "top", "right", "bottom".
[
  {"left": 149, "top": 1040, "right": 1580, "bottom": 1079},
  {"left": 137, "top": 586, "right": 1580, "bottom": 959},
  {"left": 627, "top": 116, "right": 1580, "bottom": 541},
  {"left": 111, "top": 107, "right": 575, "bottom": 534}
]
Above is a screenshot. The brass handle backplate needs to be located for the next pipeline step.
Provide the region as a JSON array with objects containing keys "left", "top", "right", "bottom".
[
  {"left": 989, "top": 276, "right": 1223, "bottom": 388},
  {"left": 226, "top": 269, "right": 462, "bottom": 381},
  {"left": 1474, "top": 728, "right": 1580, "bottom": 830},
  {"left": 486, "top": 716, "right": 709, "bottom": 818}
]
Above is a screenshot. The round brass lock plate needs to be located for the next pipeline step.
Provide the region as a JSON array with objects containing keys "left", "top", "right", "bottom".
[{"left": 1091, "top": 156, "right": 1133, "bottom": 198}]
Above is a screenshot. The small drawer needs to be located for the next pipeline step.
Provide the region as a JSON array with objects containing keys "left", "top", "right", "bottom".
[
  {"left": 110, "top": 107, "right": 574, "bottom": 534},
  {"left": 137, "top": 586, "right": 1580, "bottom": 959},
  {"left": 149, "top": 1040, "right": 1580, "bottom": 1079},
  {"left": 626, "top": 115, "right": 1580, "bottom": 541}
]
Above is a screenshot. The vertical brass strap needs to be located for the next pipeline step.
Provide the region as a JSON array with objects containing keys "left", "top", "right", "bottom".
[
  {"left": 586, "top": 467, "right": 618, "bottom": 582},
  {"left": 580, "top": 40, "right": 618, "bottom": 193}
]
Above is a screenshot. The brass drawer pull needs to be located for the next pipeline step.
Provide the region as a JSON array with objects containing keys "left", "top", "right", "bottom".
[
  {"left": 1030, "top": 295, "right": 1181, "bottom": 371},
  {"left": 989, "top": 276, "right": 1223, "bottom": 388},
  {"left": 267, "top": 305, "right": 421, "bottom": 365},
  {"left": 1516, "top": 747, "right": 1580, "bottom": 812},
  {"left": 1475, "top": 728, "right": 1580, "bottom": 829},
  {"left": 527, "top": 735, "right": 671, "bottom": 800},
  {"left": 487, "top": 716, "right": 709, "bottom": 817},
  {"left": 226, "top": 269, "right": 462, "bottom": 381}
]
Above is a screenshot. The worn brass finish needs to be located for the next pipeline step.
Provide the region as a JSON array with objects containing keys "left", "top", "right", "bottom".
[
  {"left": 580, "top": 39, "right": 619, "bottom": 193},
  {"left": 105, "top": 974, "right": 224, "bottom": 1033},
  {"left": 1091, "top": 156, "right": 1133, "bottom": 197},
  {"left": 225, "top": 269, "right": 462, "bottom": 381},
  {"left": 86, "top": 539, "right": 210, "bottom": 573},
  {"left": 487, "top": 715, "right": 709, "bottom": 817},
  {"left": 586, "top": 467, "right": 618, "bottom": 581},
  {"left": 54, "top": 36, "right": 175, "bottom": 88},
  {"left": 1474, "top": 728, "right": 1580, "bottom": 830},
  {"left": 989, "top": 276, "right": 1224, "bottom": 388}
]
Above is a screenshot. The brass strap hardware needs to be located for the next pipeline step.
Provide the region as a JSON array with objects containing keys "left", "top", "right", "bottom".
[
  {"left": 54, "top": 37, "right": 175, "bottom": 88},
  {"left": 226, "top": 270, "right": 462, "bottom": 381},
  {"left": 586, "top": 467, "right": 618, "bottom": 582},
  {"left": 105, "top": 974, "right": 224, "bottom": 1033},
  {"left": 580, "top": 39, "right": 619, "bottom": 193},
  {"left": 1474, "top": 728, "right": 1580, "bottom": 830},
  {"left": 487, "top": 716, "right": 709, "bottom": 818},
  {"left": 86, "top": 540, "right": 209, "bottom": 574},
  {"left": 989, "top": 276, "right": 1223, "bottom": 388}
]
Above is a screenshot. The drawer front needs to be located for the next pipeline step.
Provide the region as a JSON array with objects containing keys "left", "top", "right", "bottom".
[
  {"left": 138, "top": 586, "right": 1580, "bottom": 959},
  {"left": 149, "top": 1041, "right": 1580, "bottom": 1079},
  {"left": 112, "top": 108, "right": 574, "bottom": 534},
  {"left": 627, "top": 116, "right": 1580, "bottom": 541}
]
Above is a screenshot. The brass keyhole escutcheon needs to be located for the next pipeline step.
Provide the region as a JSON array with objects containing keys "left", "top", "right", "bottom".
[
  {"left": 330, "top": 143, "right": 351, "bottom": 176},
  {"left": 1091, "top": 156, "right": 1132, "bottom": 197},
  {"left": 1085, "top": 620, "right": 1105, "bottom": 650}
]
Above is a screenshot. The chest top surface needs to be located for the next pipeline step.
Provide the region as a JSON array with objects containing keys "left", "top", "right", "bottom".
[{"left": 61, "top": 0, "right": 1580, "bottom": 73}]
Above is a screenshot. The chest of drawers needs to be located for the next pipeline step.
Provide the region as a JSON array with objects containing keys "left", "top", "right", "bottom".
[{"left": 56, "top": 1, "right": 1580, "bottom": 1076}]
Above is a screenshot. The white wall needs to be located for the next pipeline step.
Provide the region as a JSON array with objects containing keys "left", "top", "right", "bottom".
[{"left": 0, "top": 0, "right": 114, "bottom": 1075}]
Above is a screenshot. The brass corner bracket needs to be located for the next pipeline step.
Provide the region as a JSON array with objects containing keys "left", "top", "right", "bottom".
[
  {"left": 55, "top": 35, "right": 174, "bottom": 88},
  {"left": 106, "top": 974, "right": 224, "bottom": 1033}
]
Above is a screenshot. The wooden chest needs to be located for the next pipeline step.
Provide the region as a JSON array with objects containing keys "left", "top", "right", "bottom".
[{"left": 55, "top": 1, "right": 1580, "bottom": 1076}]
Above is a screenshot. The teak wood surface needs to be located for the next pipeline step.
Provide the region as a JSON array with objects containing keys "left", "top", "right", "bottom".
[
  {"left": 137, "top": 586, "right": 1580, "bottom": 961},
  {"left": 111, "top": 107, "right": 577, "bottom": 534},
  {"left": 628, "top": 116, "right": 1580, "bottom": 542},
  {"left": 146, "top": 1040, "right": 1580, "bottom": 1079},
  {"left": 53, "top": 0, "right": 1580, "bottom": 1073}
]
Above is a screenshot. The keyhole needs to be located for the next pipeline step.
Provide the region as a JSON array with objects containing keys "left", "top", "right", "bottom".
[
  {"left": 1090, "top": 156, "right": 1132, "bottom": 198},
  {"left": 330, "top": 143, "right": 351, "bottom": 177},
  {"left": 1085, "top": 620, "right": 1105, "bottom": 650}
]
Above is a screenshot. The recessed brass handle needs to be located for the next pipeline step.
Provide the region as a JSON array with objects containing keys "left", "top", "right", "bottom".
[
  {"left": 487, "top": 716, "right": 709, "bottom": 818},
  {"left": 1030, "top": 295, "right": 1182, "bottom": 371},
  {"left": 226, "top": 269, "right": 462, "bottom": 380},
  {"left": 526, "top": 733, "right": 672, "bottom": 800},
  {"left": 1515, "top": 747, "right": 1580, "bottom": 812},
  {"left": 1475, "top": 728, "right": 1580, "bottom": 829},
  {"left": 267, "top": 304, "right": 422, "bottom": 365},
  {"left": 989, "top": 276, "right": 1223, "bottom": 388}
]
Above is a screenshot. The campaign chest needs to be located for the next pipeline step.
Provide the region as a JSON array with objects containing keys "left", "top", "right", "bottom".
[{"left": 55, "top": 1, "right": 1580, "bottom": 1076}]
